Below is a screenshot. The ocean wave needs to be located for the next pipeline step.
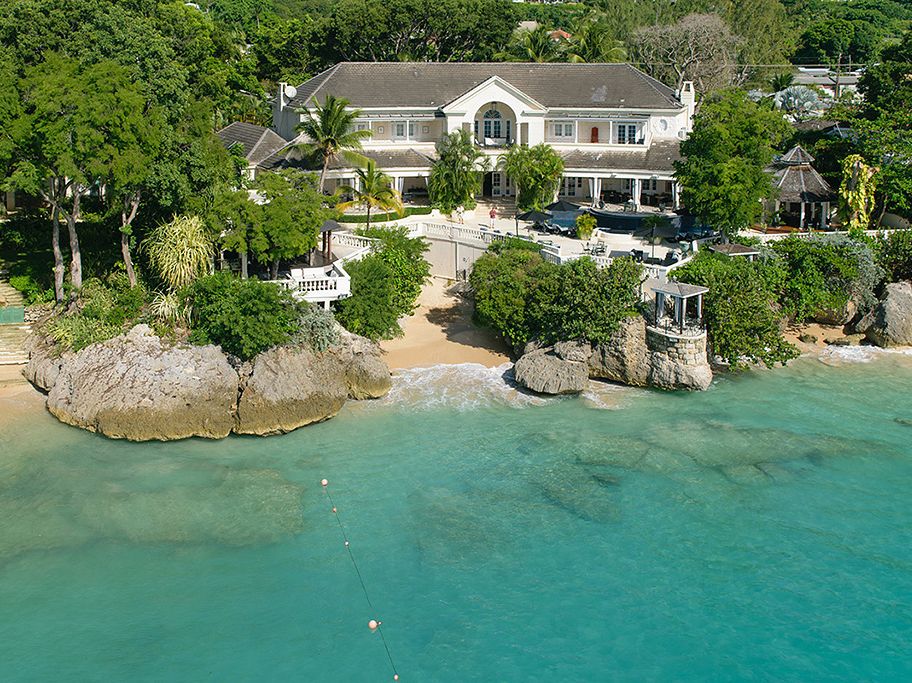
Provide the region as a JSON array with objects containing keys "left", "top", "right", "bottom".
[
  {"left": 379, "top": 362, "right": 550, "bottom": 411},
  {"left": 359, "top": 363, "right": 638, "bottom": 412},
  {"left": 818, "top": 344, "right": 912, "bottom": 364}
]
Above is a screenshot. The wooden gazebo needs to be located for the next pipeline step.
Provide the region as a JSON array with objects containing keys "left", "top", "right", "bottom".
[
  {"left": 767, "top": 145, "right": 834, "bottom": 230},
  {"left": 653, "top": 281, "right": 708, "bottom": 333}
]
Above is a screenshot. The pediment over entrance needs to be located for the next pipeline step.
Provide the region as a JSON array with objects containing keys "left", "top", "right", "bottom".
[{"left": 440, "top": 76, "right": 548, "bottom": 115}]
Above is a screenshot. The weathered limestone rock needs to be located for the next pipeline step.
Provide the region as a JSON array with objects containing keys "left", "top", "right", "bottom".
[
  {"left": 860, "top": 282, "right": 912, "bottom": 347},
  {"left": 513, "top": 315, "right": 712, "bottom": 395},
  {"left": 22, "top": 332, "right": 65, "bottom": 391},
  {"left": 814, "top": 300, "right": 856, "bottom": 326},
  {"left": 26, "top": 322, "right": 391, "bottom": 441},
  {"left": 236, "top": 346, "right": 349, "bottom": 435},
  {"left": 337, "top": 331, "right": 392, "bottom": 400},
  {"left": 587, "top": 317, "right": 650, "bottom": 387},
  {"left": 45, "top": 325, "right": 239, "bottom": 441},
  {"left": 513, "top": 348, "right": 589, "bottom": 394}
]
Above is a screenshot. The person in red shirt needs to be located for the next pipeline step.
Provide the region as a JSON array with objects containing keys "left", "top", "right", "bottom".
[{"left": 489, "top": 207, "right": 497, "bottom": 228}]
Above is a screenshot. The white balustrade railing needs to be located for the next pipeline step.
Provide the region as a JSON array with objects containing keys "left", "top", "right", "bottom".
[
  {"left": 333, "top": 232, "right": 377, "bottom": 250},
  {"left": 746, "top": 228, "right": 904, "bottom": 243}
]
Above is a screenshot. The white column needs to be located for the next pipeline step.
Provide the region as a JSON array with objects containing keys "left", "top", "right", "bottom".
[
  {"left": 800, "top": 202, "right": 806, "bottom": 231},
  {"left": 394, "top": 176, "right": 404, "bottom": 194},
  {"left": 671, "top": 181, "right": 681, "bottom": 210},
  {"left": 631, "top": 178, "right": 640, "bottom": 210}
]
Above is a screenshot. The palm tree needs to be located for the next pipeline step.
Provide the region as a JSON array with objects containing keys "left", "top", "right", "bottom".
[
  {"left": 499, "top": 26, "right": 560, "bottom": 63},
  {"left": 770, "top": 72, "right": 795, "bottom": 93},
  {"left": 294, "top": 94, "right": 371, "bottom": 193},
  {"left": 565, "top": 22, "right": 627, "bottom": 63},
  {"left": 338, "top": 160, "right": 403, "bottom": 230},
  {"left": 144, "top": 215, "right": 214, "bottom": 291}
]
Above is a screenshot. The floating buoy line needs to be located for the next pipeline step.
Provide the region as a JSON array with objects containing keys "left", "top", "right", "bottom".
[{"left": 321, "top": 478, "right": 400, "bottom": 681}]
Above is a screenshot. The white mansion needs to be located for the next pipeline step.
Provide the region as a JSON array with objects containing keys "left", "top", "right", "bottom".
[{"left": 249, "top": 62, "right": 695, "bottom": 210}]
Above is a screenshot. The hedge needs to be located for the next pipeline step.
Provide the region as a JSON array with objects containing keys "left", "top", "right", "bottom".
[{"left": 337, "top": 206, "right": 433, "bottom": 223}]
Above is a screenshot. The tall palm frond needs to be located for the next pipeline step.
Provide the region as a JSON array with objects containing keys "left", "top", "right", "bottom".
[
  {"left": 144, "top": 215, "right": 214, "bottom": 291},
  {"left": 565, "top": 21, "right": 627, "bottom": 63},
  {"left": 337, "top": 160, "right": 403, "bottom": 229},
  {"left": 294, "top": 94, "right": 372, "bottom": 192}
]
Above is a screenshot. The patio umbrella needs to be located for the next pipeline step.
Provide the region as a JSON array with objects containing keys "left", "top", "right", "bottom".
[
  {"left": 545, "top": 199, "right": 582, "bottom": 212},
  {"left": 515, "top": 209, "right": 552, "bottom": 236},
  {"left": 516, "top": 210, "right": 552, "bottom": 223}
]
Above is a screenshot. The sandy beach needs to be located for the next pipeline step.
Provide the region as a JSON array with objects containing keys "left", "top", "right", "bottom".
[
  {"left": 380, "top": 277, "right": 511, "bottom": 369},
  {"left": 0, "top": 364, "right": 45, "bottom": 428}
]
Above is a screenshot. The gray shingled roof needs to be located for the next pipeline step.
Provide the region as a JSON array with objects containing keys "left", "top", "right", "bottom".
[
  {"left": 289, "top": 62, "right": 682, "bottom": 110},
  {"left": 217, "top": 122, "right": 290, "bottom": 165},
  {"left": 653, "top": 281, "right": 708, "bottom": 298},
  {"left": 769, "top": 146, "right": 833, "bottom": 203},
  {"left": 561, "top": 140, "right": 681, "bottom": 172},
  {"left": 259, "top": 146, "right": 435, "bottom": 172},
  {"left": 780, "top": 145, "right": 815, "bottom": 164}
]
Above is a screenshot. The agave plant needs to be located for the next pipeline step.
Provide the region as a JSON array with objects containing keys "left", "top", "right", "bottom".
[
  {"left": 144, "top": 215, "right": 214, "bottom": 292},
  {"left": 773, "top": 86, "right": 821, "bottom": 121}
]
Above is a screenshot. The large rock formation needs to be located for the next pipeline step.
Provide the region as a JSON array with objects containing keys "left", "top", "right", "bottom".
[
  {"left": 512, "top": 315, "right": 713, "bottom": 395},
  {"left": 514, "top": 348, "right": 589, "bottom": 395},
  {"left": 36, "top": 325, "right": 239, "bottom": 440},
  {"left": 859, "top": 281, "right": 912, "bottom": 347},
  {"left": 24, "top": 324, "right": 391, "bottom": 441},
  {"left": 236, "top": 335, "right": 391, "bottom": 435}
]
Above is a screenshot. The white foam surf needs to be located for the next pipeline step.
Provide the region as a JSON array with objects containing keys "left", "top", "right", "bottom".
[{"left": 818, "top": 344, "right": 912, "bottom": 364}]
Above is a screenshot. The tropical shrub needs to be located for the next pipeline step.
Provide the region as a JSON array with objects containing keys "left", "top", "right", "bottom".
[
  {"left": 428, "top": 129, "right": 487, "bottom": 212},
  {"left": 768, "top": 235, "right": 882, "bottom": 321},
  {"left": 470, "top": 248, "right": 642, "bottom": 347},
  {"left": 576, "top": 213, "right": 596, "bottom": 240},
  {"left": 185, "top": 272, "right": 302, "bottom": 360},
  {"left": 8, "top": 274, "right": 54, "bottom": 304},
  {"left": 333, "top": 255, "right": 401, "bottom": 340},
  {"left": 355, "top": 225, "right": 430, "bottom": 317},
  {"left": 43, "top": 275, "right": 146, "bottom": 352},
  {"left": 875, "top": 229, "right": 912, "bottom": 283},
  {"left": 673, "top": 252, "right": 798, "bottom": 368},
  {"left": 294, "top": 304, "right": 340, "bottom": 352},
  {"left": 144, "top": 215, "right": 214, "bottom": 292}
]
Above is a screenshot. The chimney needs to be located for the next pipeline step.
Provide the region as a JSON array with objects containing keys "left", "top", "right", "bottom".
[
  {"left": 277, "top": 82, "right": 288, "bottom": 112},
  {"left": 678, "top": 81, "right": 696, "bottom": 122}
]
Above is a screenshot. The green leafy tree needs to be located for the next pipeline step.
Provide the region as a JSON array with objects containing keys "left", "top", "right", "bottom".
[
  {"left": 499, "top": 143, "right": 565, "bottom": 212},
  {"left": 338, "top": 160, "right": 403, "bottom": 230},
  {"left": 838, "top": 154, "right": 878, "bottom": 232},
  {"left": 254, "top": 169, "right": 328, "bottom": 278},
  {"left": 321, "top": 0, "right": 516, "bottom": 62},
  {"left": 875, "top": 229, "right": 912, "bottom": 283},
  {"left": 673, "top": 252, "right": 798, "bottom": 369},
  {"left": 428, "top": 129, "right": 488, "bottom": 213},
  {"left": 674, "top": 89, "right": 791, "bottom": 238},
  {"left": 794, "top": 18, "right": 880, "bottom": 66},
  {"left": 214, "top": 188, "right": 265, "bottom": 279},
  {"left": 12, "top": 55, "right": 157, "bottom": 297},
  {"left": 294, "top": 94, "right": 371, "bottom": 192},
  {"left": 333, "top": 255, "right": 401, "bottom": 339},
  {"left": 355, "top": 225, "right": 430, "bottom": 317},
  {"left": 185, "top": 271, "right": 303, "bottom": 360}
]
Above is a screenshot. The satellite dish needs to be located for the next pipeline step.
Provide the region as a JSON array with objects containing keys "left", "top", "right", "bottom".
[{"left": 285, "top": 85, "right": 298, "bottom": 99}]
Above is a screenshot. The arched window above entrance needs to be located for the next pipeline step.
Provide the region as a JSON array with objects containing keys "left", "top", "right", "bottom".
[{"left": 482, "top": 109, "right": 502, "bottom": 140}]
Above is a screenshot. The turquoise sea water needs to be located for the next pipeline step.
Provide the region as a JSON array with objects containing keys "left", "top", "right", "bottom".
[{"left": 1, "top": 349, "right": 911, "bottom": 682}]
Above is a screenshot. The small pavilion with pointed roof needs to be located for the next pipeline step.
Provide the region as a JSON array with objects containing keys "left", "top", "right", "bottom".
[{"left": 767, "top": 145, "right": 834, "bottom": 230}]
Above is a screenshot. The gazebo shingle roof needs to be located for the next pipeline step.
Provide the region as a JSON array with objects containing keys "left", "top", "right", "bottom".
[
  {"left": 288, "top": 62, "right": 683, "bottom": 110},
  {"left": 769, "top": 145, "right": 834, "bottom": 204}
]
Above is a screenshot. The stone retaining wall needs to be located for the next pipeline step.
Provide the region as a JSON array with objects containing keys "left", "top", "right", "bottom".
[{"left": 646, "top": 327, "right": 708, "bottom": 367}]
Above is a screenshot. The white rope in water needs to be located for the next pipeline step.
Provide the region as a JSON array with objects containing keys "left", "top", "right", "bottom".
[{"left": 321, "top": 479, "right": 400, "bottom": 681}]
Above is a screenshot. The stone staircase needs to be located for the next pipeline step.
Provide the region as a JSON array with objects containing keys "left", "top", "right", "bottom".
[{"left": 0, "top": 275, "right": 30, "bottom": 366}]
